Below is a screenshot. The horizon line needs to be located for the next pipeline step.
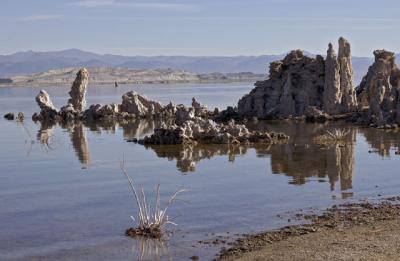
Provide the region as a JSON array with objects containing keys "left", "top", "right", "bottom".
[{"left": 0, "top": 48, "right": 379, "bottom": 58}]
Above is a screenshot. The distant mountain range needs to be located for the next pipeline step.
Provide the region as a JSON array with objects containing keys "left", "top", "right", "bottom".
[
  {"left": 0, "top": 49, "right": 281, "bottom": 76},
  {"left": 0, "top": 48, "right": 390, "bottom": 83}
]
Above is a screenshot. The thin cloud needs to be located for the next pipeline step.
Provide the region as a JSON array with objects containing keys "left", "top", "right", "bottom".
[
  {"left": 66, "top": 15, "right": 400, "bottom": 23},
  {"left": 18, "top": 15, "right": 63, "bottom": 21},
  {"left": 70, "top": 0, "right": 198, "bottom": 11}
]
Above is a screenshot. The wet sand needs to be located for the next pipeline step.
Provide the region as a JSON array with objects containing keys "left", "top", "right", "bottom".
[{"left": 217, "top": 197, "right": 400, "bottom": 261}]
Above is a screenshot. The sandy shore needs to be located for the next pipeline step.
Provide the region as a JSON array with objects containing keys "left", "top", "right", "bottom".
[
  {"left": 217, "top": 197, "right": 400, "bottom": 261},
  {"left": 0, "top": 67, "right": 265, "bottom": 88}
]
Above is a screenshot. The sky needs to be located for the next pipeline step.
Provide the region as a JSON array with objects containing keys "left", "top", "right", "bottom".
[{"left": 1, "top": 0, "right": 400, "bottom": 56}]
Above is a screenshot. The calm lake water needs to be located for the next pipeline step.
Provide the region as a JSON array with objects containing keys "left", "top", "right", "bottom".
[{"left": 1, "top": 83, "right": 400, "bottom": 261}]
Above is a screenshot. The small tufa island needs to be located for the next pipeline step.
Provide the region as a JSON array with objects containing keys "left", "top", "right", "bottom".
[{"left": 32, "top": 68, "right": 288, "bottom": 145}]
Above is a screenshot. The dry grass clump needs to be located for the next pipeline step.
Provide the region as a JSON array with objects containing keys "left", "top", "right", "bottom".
[{"left": 120, "top": 160, "right": 186, "bottom": 238}]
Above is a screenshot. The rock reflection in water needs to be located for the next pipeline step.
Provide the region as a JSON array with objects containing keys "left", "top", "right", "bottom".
[
  {"left": 84, "top": 118, "right": 159, "bottom": 139},
  {"left": 247, "top": 121, "right": 357, "bottom": 194},
  {"left": 36, "top": 119, "right": 161, "bottom": 165},
  {"left": 144, "top": 143, "right": 254, "bottom": 173},
  {"left": 120, "top": 120, "right": 158, "bottom": 140},
  {"left": 272, "top": 134, "right": 355, "bottom": 191},
  {"left": 37, "top": 120, "right": 91, "bottom": 165},
  {"left": 35, "top": 119, "right": 400, "bottom": 195},
  {"left": 68, "top": 122, "right": 91, "bottom": 165},
  {"left": 37, "top": 120, "right": 55, "bottom": 149},
  {"left": 268, "top": 142, "right": 355, "bottom": 191},
  {"left": 360, "top": 128, "right": 400, "bottom": 157}
]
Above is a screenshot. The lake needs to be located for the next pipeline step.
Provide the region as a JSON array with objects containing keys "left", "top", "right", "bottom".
[{"left": 1, "top": 83, "right": 400, "bottom": 260}]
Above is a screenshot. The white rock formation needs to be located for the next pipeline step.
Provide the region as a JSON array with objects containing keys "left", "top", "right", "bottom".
[
  {"left": 357, "top": 50, "right": 400, "bottom": 125},
  {"left": 138, "top": 117, "right": 288, "bottom": 145},
  {"left": 66, "top": 68, "right": 89, "bottom": 113},
  {"left": 338, "top": 37, "right": 358, "bottom": 112},
  {"left": 238, "top": 50, "right": 325, "bottom": 118},
  {"left": 120, "top": 91, "right": 162, "bottom": 116},
  {"left": 237, "top": 37, "right": 358, "bottom": 119},
  {"left": 35, "top": 90, "right": 58, "bottom": 117},
  {"left": 323, "top": 43, "right": 341, "bottom": 114}
]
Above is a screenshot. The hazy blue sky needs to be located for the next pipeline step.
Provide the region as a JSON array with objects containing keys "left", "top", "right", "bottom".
[{"left": 1, "top": 0, "right": 400, "bottom": 56}]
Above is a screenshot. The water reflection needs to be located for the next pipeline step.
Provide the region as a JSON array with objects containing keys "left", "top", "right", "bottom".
[
  {"left": 131, "top": 238, "right": 172, "bottom": 261},
  {"left": 360, "top": 128, "right": 400, "bottom": 157},
  {"left": 34, "top": 119, "right": 400, "bottom": 194},
  {"left": 120, "top": 120, "right": 157, "bottom": 140},
  {"left": 37, "top": 121, "right": 54, "bottom": 148},
  {"left": 84, "top": 118, "right": 166, "bottom": 139},
  {"left": 37, "top": 120, "right": 91, "bottom": 165},
  {"left": 35, "top": 119, "right": 162, "bottom": 165},
  {"left": 68, "top": 122, "right": 91, "bottom": 165},
  {"left": 261, "top": 123, "right": 357, "bottom": 193},
  {"left": 143, "top": 143, "right": 254, "bottom": 173}
]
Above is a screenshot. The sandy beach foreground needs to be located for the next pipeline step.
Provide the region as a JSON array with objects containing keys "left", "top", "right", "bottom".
[{"left": 217, "top": 198, "right": 400, "bottom": 261}]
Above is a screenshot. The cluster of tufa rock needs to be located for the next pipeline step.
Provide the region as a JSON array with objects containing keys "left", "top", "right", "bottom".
[
  {"left": 30, "top": 37, "right": 400, "bottom": 134},
  {"left": 355, "top": 50, "right": 400, "bottom": 127},
  {"left": 136, "top": 118, "right": 288, "bottom": 145},
  {"left": 32, "top": 68, "right": 216, "bottom": 123},
  {"left": 33, "top": 68, "right": 90, "bottom": 121},
  {"left": 234, "top": 37, "right": 400, "bottom": 127},
  {"left": 236, "top": 37, "right": 358, "bottom": 120}
]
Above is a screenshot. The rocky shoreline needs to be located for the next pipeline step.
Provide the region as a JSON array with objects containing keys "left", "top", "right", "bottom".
[{"left": 216, "top": 197, "right": 400, "bottom": 261}]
